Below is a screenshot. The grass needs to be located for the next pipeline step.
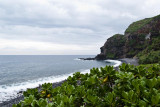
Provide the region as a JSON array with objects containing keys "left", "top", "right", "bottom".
[
  {"left": 125, "top": 18, "right": 153, "bottom": 33},
  {"left": 125, "top": 14, "right": 160, "bottom": 34}
]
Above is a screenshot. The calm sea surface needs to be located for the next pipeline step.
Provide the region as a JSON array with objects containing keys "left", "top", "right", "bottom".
[{"left": 0, "top": 55, "right": 121, "bottom": 103}]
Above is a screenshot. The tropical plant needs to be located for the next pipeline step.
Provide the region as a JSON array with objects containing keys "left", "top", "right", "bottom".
[{"left": 13, "top": 63, "right": 160, "bottom": 107}]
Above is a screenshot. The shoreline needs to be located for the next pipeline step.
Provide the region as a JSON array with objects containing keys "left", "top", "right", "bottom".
[
  {"left": 0, "top": 80, "right": 65, "bottom": 107},
  {"left": 0, "top": 58, "right": 138, "bottom": 107},
  {"left": 119, "top": 58, "right": 139, "bottom": 66}
]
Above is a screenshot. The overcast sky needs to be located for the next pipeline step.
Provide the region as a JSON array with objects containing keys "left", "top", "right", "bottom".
[{"left": 0, "top": 0, "right": 160, "bottom": 55}]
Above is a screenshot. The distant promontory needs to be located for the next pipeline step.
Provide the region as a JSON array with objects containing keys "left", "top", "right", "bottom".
[{"left": 95, "top": 14, "right": 160, "bottom": 64}]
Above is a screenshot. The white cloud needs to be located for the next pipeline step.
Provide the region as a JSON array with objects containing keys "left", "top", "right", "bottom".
[
  {"left": 0, "top": 38, "right": 97, "bottom": 50},
  {"left": 0, "top": 38, "right": 102, "bottom": 55},
  {"left": 0, "top": 0, "right": 160, "bottom": 54}
]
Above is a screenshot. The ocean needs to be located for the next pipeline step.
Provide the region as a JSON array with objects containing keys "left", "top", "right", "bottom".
[{"left": 0, "top": 55, "right": 121, "bottom": 103}]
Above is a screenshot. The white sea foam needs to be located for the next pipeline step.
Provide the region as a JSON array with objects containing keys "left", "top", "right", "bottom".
[
  {"left": 74, "top": 58, "right": 81, "bottom": 61},
  {"left": 105, "top": 59, "right": 122, "bottom": 67},
  {"left": 0, "top": 59, "right": 121, "bottom": 103},
  {"left": 0, "top": 69, "right": 90, "bottom": 103}
]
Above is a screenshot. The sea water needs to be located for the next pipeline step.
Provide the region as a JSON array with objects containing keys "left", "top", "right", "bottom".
[{"left": 0, "top": 55, "right": 121, "bottom": 103}]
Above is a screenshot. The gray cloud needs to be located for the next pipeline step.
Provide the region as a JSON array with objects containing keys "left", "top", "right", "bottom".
[{"left": 0, "top": 0, "right": 160, "bottom": 54}]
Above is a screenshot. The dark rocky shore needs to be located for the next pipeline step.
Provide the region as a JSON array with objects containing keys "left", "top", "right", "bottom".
[
  {"left": 79, "top": 58, "right": 95, "bottom": 60},
  {"left": 119, "top": 58, "right": 139, "bottom": 66},
  {"left": 79, "top": 57, "right": 139, "bottom": 66},
  {"left": 0, "top": 58, "right": 138, "bottom": 107}
]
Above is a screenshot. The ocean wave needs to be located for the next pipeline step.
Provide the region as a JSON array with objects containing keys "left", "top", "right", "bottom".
[
  {"left": 0, "top": 69, "right": 90, "bottom": 103},
  {"left": 0, "top": 59, "right": 121, "bottom": 103},
  {"left": 74, "top": 58, "right": 81, "bottom": 61},
  {"left": 105, "top": 59, "right": 122, "bottom": 67}
]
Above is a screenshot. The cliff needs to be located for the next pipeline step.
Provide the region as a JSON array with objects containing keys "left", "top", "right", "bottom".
[{"left": 96, "top": 14, "right": 160, "bottom": 64}]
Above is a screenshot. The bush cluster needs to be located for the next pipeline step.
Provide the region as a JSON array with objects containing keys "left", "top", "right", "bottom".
[
  {"left": 13, "top": 63, "right": 160, "bottom": 107},
  {"left": 138, "top": 36, "right": 160, "bottom": 64},
  {"left": 139, "top": 51, "right": 160, "bottom": 64}
]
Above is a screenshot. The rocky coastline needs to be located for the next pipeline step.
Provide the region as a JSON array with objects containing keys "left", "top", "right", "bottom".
[
  {"left": 95, "top": 14, "right": 160, "bottom": 62},
  {"left": 79, "top": 57, "right": 95, "bottom": 60}
]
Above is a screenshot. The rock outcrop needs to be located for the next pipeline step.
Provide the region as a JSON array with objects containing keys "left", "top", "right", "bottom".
[
  {"left": 95, "top": 14, "right": 160, "bottom": 61},
  {"left": 95, "top": 34, "right": 126, "bottom": 60}
]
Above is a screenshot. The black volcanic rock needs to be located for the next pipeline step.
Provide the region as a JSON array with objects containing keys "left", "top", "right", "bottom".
[
  {"left": 79, "top": 58, "right": 95, "bottom": 60},
  {"left": 96, "top": 34, "right": 126, "bottom": 60},
  {"left": 95, "top": 54, "right": 106, "bottom": 60}
]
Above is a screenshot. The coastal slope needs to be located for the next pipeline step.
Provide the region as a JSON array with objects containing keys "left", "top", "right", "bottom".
[{"left": 96, "top": 14, "right": 160, "bottom": 64}]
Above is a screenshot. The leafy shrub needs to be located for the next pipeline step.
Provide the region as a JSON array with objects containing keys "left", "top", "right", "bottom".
[
  {"left": 138, "top": 34, "right": 146, "bottom": 41},
  {"left": 137, "top": 34, "right": 160, "bottom": 64},
  {"left": 138, "top": 51, "right": 160, "bottom": 64},
  {"left": 13, "top": 64, "right": 160, "bottom": 107}
]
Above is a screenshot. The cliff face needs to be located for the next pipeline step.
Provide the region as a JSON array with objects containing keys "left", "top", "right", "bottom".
[
  {"left": 95, "top": 34, "right": 126, "bottom": 60},
  {"left": 96, "top": 14, "right": 160, "bottom": 62}
]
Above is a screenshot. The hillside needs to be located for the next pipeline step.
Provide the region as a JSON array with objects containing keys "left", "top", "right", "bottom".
[{"left": 96, "top": 14, "right": 160, "bottom": 64}]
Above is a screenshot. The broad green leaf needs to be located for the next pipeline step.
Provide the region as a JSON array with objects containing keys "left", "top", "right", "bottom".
[
  {"left": 139, "top": 100, "right": 147, "bottom": 107},
  {"left": 122, "top": 91, "right": 128, "bottom": 99}
]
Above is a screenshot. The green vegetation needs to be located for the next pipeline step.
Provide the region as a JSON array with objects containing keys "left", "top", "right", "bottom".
[
  {"left": 13, "top": 63, "right": 160, "bottom": 107},
  {"left": 125, "top": 35, "right": 160, "bottom": 64},
  {"left": 125, "top": 14, "right": 160, "bottom": 34},
  {"left": 95, "top": 14, "right": 160, "bottom": 61},
  {"left": 128, "top": 39, "right": 136, "bottom": 46},
  {"left": 138, "top": 36, "right": 160, "bottom": 64},
  {"left": 106, "top": 52, "right": 116, "bottom": 59},
  {"left": 105, "top": 34, "right": 126, "bottom": 59},
  {"left": 125, "top": 29, "right": 160, "bottom": 64},
  {"left": 139, "top": 63, "right": 159, "bottom": 68},
  {"left": 138, "top": 51, "right": 160, "bottom": 64},
  {"left": 125, "top": 18, "right": 152, "bottom": 33},
  {"left": 112, "top": 34, "right": 123, "bottom": 39},
  {"left": 111, "top": 34, "right": 126, "bottom": 47},
  {"left": 126, "top": 50, "right": 137, "bottom": 58},
  {"left": 137, "top": 33, "right": 146, "bottom": 41}
]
